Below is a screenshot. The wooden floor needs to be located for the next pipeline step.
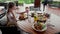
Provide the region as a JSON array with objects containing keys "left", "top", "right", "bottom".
[{"left": 47, "top": 6, "right": 60, "bottom": 16}]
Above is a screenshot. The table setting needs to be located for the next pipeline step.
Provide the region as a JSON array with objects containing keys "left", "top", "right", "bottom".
[
  {"left": 16, "top": 10, "right": 58, "bottom": 34},
  {"left": 30, "top": 12, "right": 50, "bottom": 32}
]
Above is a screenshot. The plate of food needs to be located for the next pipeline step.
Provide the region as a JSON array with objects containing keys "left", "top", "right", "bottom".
[{"left": 32, "top": 23, "right": 47, "bottom": 32}]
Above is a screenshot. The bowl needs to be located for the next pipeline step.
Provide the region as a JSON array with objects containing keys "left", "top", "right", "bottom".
[{"left": 32, "top": 23, "right": 47, "bottom": 32}]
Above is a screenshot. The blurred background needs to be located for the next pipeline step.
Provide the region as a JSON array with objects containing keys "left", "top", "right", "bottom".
[{"left": 0, "top": 0, "right": 60, "bottom": 34}]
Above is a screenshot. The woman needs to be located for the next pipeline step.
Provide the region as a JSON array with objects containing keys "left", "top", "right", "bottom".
[{"left": 7, "top": 2, "right": 17, "bottom": 26}]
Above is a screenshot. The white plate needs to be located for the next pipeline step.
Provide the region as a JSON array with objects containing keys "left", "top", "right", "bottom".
[{"left": 32, "top": 23, "right": 47, "bottom": 32}]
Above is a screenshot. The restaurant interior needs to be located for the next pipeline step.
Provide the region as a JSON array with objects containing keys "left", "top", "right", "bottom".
[{"left": 0, "top": 0, "right": 60, "bottom": 34}]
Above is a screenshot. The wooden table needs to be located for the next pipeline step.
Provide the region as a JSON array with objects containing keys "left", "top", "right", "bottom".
[
  {"left": 17, "top": 16, "right": 57, "bottom": 34},
  {"left": 15, "top": 5, "right": 60, "bottom": 34}
]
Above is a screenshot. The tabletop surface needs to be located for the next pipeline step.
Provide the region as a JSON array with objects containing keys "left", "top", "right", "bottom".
[
  {"left": 16, "top": 13, "right": 60, "bottom": 34},
  {"left": 17, "top": 20, "right": 57, "bottom": 34}
]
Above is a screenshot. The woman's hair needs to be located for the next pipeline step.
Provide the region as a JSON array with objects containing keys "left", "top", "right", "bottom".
[
  {"left": 8, "top": 2, "right": 15, "bottom": 9},
  {"left": 7, "top": 2, "right": 15, "bottom": 13}
]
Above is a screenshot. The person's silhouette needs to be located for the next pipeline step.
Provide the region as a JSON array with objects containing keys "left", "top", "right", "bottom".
[{"left": 43, "top": 0, "right": 48, "bottom": 11}]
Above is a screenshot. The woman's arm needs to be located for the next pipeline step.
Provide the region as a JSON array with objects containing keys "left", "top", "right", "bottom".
[
  {"left": 11, "top": 11, "right": 17, "bottom": 22},
  {"left": 16, "top": 12, "right": 26, "bottom": 14}
]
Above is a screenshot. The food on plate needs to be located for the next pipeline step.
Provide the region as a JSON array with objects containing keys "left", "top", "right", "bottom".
[
  {"left": 19, "top": 12, "right": 28, "bottom": 20},
  {"left": 19, "top": 13, "right": 24, "bottom": 20},
  {"left": 34, "top": 23, "right": 45, "bottom": 30}
]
